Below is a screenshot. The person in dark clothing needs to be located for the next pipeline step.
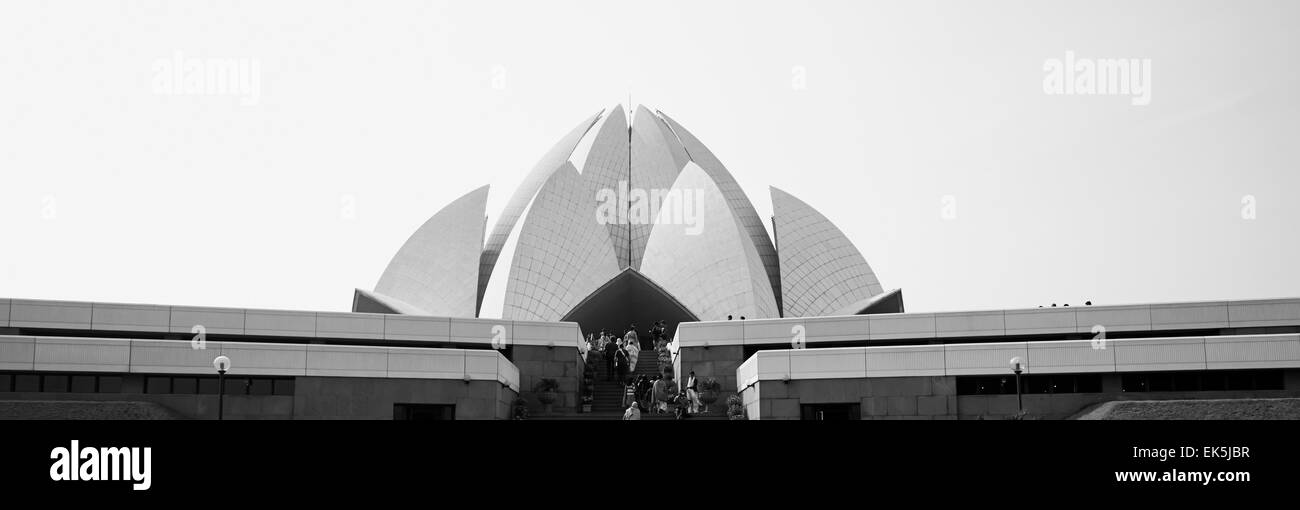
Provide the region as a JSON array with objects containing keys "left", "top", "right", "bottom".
[
  {"left": 674, "top": 392, "right": 690, "bottom": 420},
  {"left": 614, "top": 344, "right": 630, "bottom": 384},
  {"left": 603, "top": 333, "right": 619, "bottom": 381},
  {"left": 645, "top": 374, "right": 659, "bottom": 411},
  {"left": 635, "top": 375, "right": 652, "bottom": 411},
  {"left": 643, "top": 321, "right": 658, "bottom": 350}
]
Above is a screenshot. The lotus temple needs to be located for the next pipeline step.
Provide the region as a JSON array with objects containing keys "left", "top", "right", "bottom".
[
  {"left": 355, "top": 104, "right": 901, "bottom": 338},
  {"left": 2, "top": 105, "right": 1299, "bottom": 420}
]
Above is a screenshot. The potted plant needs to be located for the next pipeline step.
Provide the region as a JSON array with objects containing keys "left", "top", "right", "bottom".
[
  {"left": 534, "top": 378, "right": 559, "bottom": 415},
  {"left": 726, "top": 394, "right": 746, "bottom": 420},
  {"left": 513, "top": 397, "right": 530, "bottom": 420},
  {"left": 580, "top": 365, "right": 596, "bottom": 413},
  {"left": 698, "top": 378, "right": 721, "bottom": 414}
]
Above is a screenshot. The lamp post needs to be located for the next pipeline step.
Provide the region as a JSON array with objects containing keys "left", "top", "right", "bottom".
[
  {"left": 1009, "top": 356, "right": 1024, "bottom": 418},
  {"left": 213, "top": 355, "right": 231, "bottom": 421}
]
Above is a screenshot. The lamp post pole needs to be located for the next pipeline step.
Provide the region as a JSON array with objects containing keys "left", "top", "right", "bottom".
[
  {"left": 213, "top": 355, "right": 231, "bottom": 421},
  {"left": 1010, "top": 357, "right": 1024, "bottom": 418}
]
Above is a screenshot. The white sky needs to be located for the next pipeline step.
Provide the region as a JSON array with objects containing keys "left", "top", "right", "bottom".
[{"left": 1, "top": 0, "right": 1297, "bottom": 314}]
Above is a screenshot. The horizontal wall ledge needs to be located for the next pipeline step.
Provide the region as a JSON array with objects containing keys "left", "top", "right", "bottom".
[
  {"left": 679, "top": 297, "right": 1300, "bottom": 349},
  {"left": 734, "top": 333, "right": 1300, "bottom": 390},
  {"left": 0, "top": 334, "right": 520, "bottom": 392},
  {"left": 1, "top": 297, "right": 581, "bottom": 353}
]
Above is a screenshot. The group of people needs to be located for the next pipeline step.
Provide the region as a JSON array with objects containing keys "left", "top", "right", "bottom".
[
  {"left": 623, "top": 370, "right": 705, "bottom": 420},
  {"left": 582, "top": 320, "right": 713, "bottom": 420},
  {"left": 584, "top": 321, "right": 670, "bottom": 383}
]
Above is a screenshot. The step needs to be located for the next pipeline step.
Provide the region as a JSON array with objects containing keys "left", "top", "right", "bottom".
[
  {"left": 530, "top": 414, "right": 623, "bottom": 420},
  {"left": 529, "top": 414, "right": 726, "bottom": 421}
]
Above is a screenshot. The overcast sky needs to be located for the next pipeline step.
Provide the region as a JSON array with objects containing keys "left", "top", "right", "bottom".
[{"left": 1, "top": 0, "right": 1297, "bottom": 315}]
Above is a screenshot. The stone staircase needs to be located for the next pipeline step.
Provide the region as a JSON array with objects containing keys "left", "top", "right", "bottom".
[
  {"left": 592, "top": 376, "right": 627, "bottom": 413},
  {"left": 531, "top": 346, "right": 726, "bottom": 420},
  {"left": 590, "top": 350, "right": 660, "bottom": 412},
  {"left": 631, "top": 350, "right": 667, "bottom": 379},
  {"left": 565, "top": 348, "right": 665, "bottom": 417}
]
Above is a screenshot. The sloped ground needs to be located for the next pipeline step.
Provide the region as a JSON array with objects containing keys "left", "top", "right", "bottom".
[
  {"left": 0, "top": 400, "right": 186, "bottom": 420},
  {"left": 1073, "top": 398, "right": 1300, "bottom": 420}
]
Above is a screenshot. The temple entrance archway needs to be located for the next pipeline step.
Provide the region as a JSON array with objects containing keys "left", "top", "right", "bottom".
[{"left": 561, "top": 268, "right": 699, "bottom": 344}]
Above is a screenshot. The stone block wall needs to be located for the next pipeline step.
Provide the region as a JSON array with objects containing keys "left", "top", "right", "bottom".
[
  {"left": 748, "top": 376, "right": 960, "bottom": 420},
  {"left": 743, "top": 371, "right": 1300, "bottom": 420},
  {"left": 293, "top": 377, "right": 514, "bottom": 419},
  {"left": 510, "top": 345, "right": 581, "bottom": 414},
  {"left": 677, "top": 345, "right": 744, "bottom": 395},
  {"left": 0, "top": 391, "right": 294, "bottom": 420},
  {"left": 0, "top": 376, "right": 516, "bottom": 419}
]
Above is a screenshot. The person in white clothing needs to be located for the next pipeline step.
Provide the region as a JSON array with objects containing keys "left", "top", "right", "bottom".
[
  {"left": 685, "top": 371, "right": 702, "bottom": 414},
  {"left": 623, "top": 327, "right": 641, "bottom": 372},
  {"left": 623, "top": 400, "right": 641, "bottom": 420}
]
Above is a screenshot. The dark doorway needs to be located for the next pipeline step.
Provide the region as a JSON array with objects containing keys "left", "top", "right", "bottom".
[
  {"left": 561, "top": 268, "right": 699, "bottom": 341},
  {"left": 393, "top": 403, "right": 455, "bottom": 420}
]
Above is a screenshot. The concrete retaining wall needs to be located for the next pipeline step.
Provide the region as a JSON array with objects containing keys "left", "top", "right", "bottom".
[
  {"left": 0, "top": 376, "right": 515, "bottom": 420},
  {"left": 744, "top": 370, "right": 1300, "bottom": 420}
]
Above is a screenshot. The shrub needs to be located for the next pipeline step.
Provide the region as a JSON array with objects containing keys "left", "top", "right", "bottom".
[
  {"left": 512, "top": 397, "right": 529, "bottom": 420},
  {"left": 726, "top": 394, "right": 746, "bottom": 420},
  {"left": 533, "top": 378, "right": 559, "bottom": 393}
]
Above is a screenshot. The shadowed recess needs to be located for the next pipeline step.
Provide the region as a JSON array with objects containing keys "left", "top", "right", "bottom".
[{"left": 560, "top": 268, "right": 699, "bottom": 341}]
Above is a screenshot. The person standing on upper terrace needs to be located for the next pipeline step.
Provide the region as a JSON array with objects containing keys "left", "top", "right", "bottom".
[
  {"left": 643, "top": 321, "right": 658, "bottom": 350},
  {"left": 603, "top": 332, "right": 619, "bottom": 381},
  {"left": 614, "top": 340, "right": 630, "bottom": 384},
  {"left": 624, "top": 326, "right": 641, "bottom": 372},
  {"left": 624, "top": 324, "right": 639, "bottom": 351}
]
